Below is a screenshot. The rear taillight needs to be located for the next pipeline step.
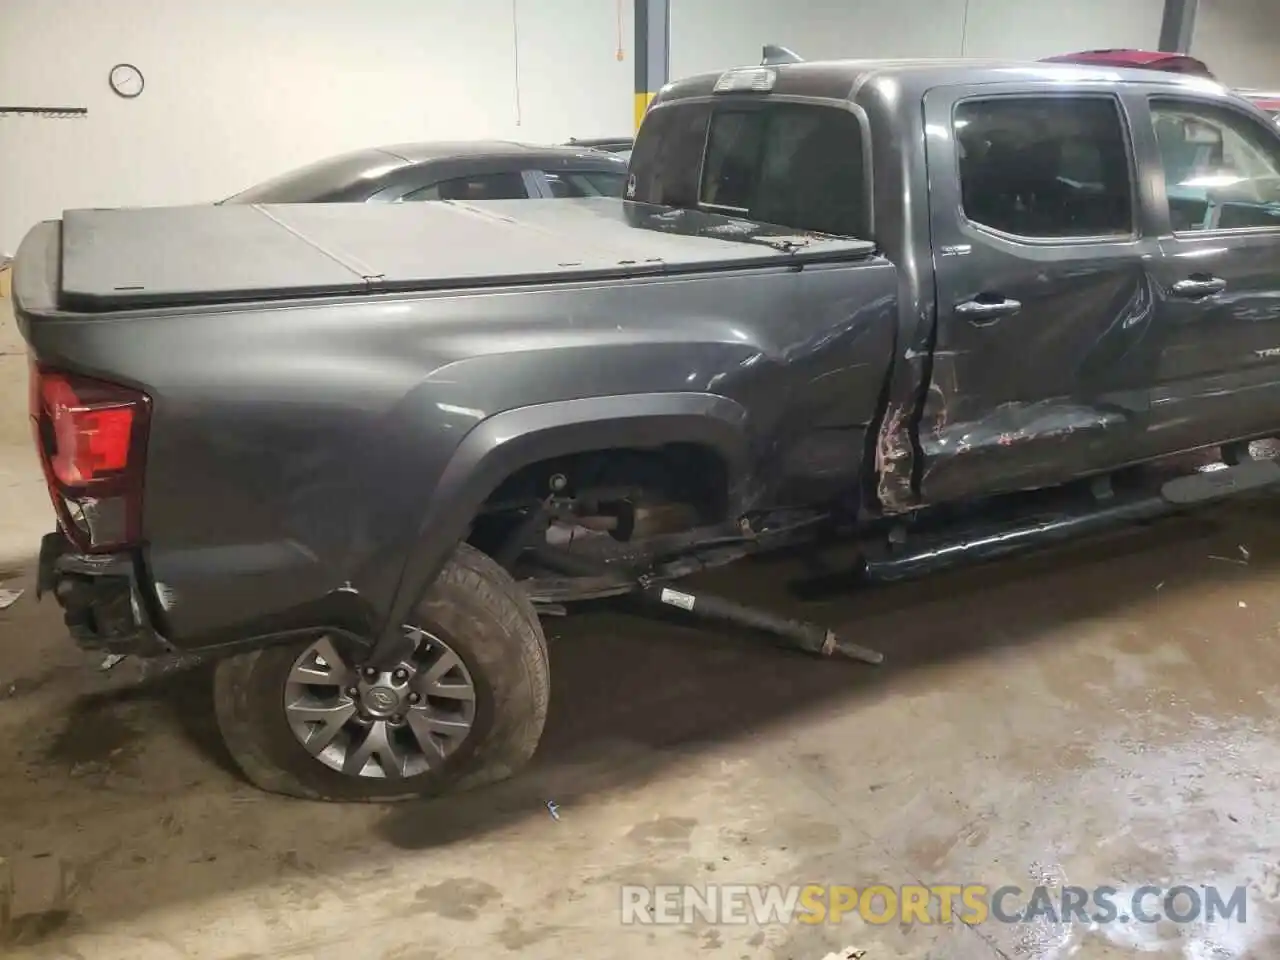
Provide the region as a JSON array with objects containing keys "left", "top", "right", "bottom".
[{"left": 29, "top": 362, "right": 151, "bottom": 552}]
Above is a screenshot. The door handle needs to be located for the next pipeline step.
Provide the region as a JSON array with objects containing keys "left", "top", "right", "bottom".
[
  {"left": 955, "top": 297, "right": 1023, "bottom": 323},
  {"left": 1170, "top": 276, "right": 1227, "bottom": 299}
]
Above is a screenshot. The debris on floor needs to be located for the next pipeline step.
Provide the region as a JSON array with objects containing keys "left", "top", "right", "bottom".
[
  {"left": 99, "top": 653, "right": 127, "bottom": 672},
  {"left": 819, "top": 949, "right": 866, "bottom": 960},
  {"left": 1208, "top": 545, "right": 1251, "bottom": 566},
  {"left": 546, "top": 800, "right": 561, "bottom": 821},
  {"left": 0, "top": 586, "right": 23, "bottom": 610}
]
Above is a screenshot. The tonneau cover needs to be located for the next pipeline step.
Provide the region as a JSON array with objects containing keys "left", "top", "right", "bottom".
[{"left": 58, "top": 198, "right": 874, "bottom": 311}]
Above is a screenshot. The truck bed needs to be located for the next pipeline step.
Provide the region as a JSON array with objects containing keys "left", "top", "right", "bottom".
[{"left": 55, "top": 197, "right": 874, "bottom": 312}]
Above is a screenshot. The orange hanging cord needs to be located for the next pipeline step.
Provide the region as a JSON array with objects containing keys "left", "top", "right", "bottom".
[{"left": 616, "top": 0, "right": 625, "bottom": 60}]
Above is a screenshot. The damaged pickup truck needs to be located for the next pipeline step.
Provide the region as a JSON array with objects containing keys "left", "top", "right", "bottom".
[{"left": 16, "top": 58, "right": 1280, "bottom": 801}]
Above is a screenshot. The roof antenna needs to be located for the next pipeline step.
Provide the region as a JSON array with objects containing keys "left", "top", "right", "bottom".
[{"left": 761, "top": 44, "right": 803, "bottom": 66}]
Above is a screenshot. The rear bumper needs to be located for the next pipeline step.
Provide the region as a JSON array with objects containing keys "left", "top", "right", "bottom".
[{"left": 38, "top": 531, "right": 171, "bottom": 657}]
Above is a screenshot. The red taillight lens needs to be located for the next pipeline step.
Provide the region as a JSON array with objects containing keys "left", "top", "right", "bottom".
[
  {"left": 29, "top": 363, "right": 151, "bottom": 550},
  {"left": 40, "top": 373, "right": 136, "bottom": 485}
]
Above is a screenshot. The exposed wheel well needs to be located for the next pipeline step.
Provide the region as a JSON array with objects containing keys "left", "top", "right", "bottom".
[{"left": 467, "top": 442, "right": 731, "bottom": 554}]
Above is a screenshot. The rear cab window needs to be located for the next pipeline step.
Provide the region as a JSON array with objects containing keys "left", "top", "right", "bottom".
[{"left": 629, "top": 100, "right": 869, "bottom": 239}]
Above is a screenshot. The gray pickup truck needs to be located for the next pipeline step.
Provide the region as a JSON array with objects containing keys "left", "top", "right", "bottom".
[{"left": 15, "top": 57, "right": 1280, "bottom": 801}]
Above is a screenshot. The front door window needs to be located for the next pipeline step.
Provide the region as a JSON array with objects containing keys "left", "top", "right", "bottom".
[{"left": 1151, "top": 99, "right": 1280, "bottom": 232}]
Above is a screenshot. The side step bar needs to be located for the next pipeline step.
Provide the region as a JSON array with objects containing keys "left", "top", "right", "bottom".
[
  {"left": 863, "top": 456, "right": 1280, "bottom": 583},
  {"left": 1162, "top": 456, "right": 1280, "bottom": 504}
]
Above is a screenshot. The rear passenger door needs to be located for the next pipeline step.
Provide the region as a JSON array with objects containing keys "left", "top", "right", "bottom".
[
  {"left": 919, "top": 84, "right": 1162, "bottom": 503},
  {"left": 1138, "top": 94, "right": 1280, "bottom": 453}
]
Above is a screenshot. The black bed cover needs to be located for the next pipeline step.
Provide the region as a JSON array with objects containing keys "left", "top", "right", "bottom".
[{"left": 57, "top": 197, "right": 874, "bottom": 312}]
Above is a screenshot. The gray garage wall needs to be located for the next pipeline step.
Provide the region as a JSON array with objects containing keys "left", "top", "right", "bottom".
[
  {"left": 0, "top": 0, "right": 635, "bottom": 256},
  {"left": 1192, "top": 0, "right": 1280, "bottom": 88},
  {"left": 670, "top": 0, "right": 1166, "bottom": 75},
  {"left": 0, "top": 0, "right": 1274, "bottom": 256}
]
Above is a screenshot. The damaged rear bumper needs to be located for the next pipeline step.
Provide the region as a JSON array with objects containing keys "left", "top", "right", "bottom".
[{"left": 38, "top": 531, "right": 171, "bottom": 657}]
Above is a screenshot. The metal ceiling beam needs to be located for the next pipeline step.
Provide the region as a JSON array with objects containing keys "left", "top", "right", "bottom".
[
  {"left": 1159, "top": 0, "right": 1199, "bottom": 54},
  {"left": 634, "top": 0, "right": 670, "bottom": 132}
]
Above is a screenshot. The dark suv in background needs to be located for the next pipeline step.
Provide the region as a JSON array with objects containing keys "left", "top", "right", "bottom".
[{"left": 222, "top": 140, "right": 629, "bottom": 204}]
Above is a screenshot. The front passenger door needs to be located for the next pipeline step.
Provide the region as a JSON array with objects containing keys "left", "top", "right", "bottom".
[{"left": 1140, "top": 96, "right": 1280, "bottom": 454}]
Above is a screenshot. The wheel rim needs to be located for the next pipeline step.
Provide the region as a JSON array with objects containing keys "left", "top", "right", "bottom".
[{"left": 283, "top": 626, "right": 477, "bottom": 780}]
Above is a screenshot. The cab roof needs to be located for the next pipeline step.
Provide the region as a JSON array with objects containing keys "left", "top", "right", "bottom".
[{"left": 653, "top": 57, "right": 1229, "bottom": 108}]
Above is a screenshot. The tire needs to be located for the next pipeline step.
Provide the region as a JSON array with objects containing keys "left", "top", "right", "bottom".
[{"left": 212, "top": 543, "right": 549, "bottom": 802}]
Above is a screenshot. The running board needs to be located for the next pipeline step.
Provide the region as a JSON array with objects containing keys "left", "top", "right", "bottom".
[
  {"left": 1162, "top": 456, "right": 1280, "bottom": 504},
  {"left": 862, "top": 457, "right": 1280, "bottom": 583}
]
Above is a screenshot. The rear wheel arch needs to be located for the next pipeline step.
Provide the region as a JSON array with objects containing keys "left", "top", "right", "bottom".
[{"left": 377, "top": 392, "right": 754, "bottom": 644}]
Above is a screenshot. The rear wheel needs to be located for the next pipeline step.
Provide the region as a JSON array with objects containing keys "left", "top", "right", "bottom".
[{"left": 213, "top": 543, "right": 549, "bottom": 801}]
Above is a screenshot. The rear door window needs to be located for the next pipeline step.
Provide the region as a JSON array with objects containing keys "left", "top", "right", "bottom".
[{"left": 954, "top": 96, "right": 1134, "bottom": 239}]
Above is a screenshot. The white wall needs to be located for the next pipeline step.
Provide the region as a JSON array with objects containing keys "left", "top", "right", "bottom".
[
  {"left": 960, "top": 0, "right": 1166, "bottom": 58},
  {"left": 670, "top": 0, "right": 967, "bottom": 74},
  {"left": 0, "top": 0, "right": 635, "bottom": 254},
  {"left": 670, "top": 0, "right": 1165, "bottom": 77},
  {"left": 1192, "top": 0, "right": 1280, "bottom": 88},
  {"left": 5, "top": 0, "right": 1274, "bottom": 257}
]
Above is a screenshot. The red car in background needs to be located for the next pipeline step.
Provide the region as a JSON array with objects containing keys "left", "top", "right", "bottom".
[
  {"left": 1043, "top": 49, "right": 1280, "bottom": 121},
  {"left": 1041, "top": 48, "right": 1216, "bottom": 77},
  {"left": 1237, "top": 91, "right": 1280, "bottom": 120}
]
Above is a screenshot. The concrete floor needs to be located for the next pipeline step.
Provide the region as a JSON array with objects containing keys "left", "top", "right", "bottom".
[{"left": 2, "top": 295, "right": 1280, "bottom": 959}]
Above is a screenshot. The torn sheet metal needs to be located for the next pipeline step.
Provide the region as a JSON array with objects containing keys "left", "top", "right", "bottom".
[
  {"left": 875, "top": 401, "right": 916, "bottom": 511},
  {"left": 916, "top": 399, "right": 1130, "bottom": 503}
]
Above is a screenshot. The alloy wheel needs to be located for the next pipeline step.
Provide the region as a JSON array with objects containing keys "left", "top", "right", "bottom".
[{"left": 283, "top": 627, "right": 477, "bottom": 779}]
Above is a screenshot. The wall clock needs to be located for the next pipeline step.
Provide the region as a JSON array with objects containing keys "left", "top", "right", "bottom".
[{"left": 109, "top": 64, "right": 145, "bottom": 99}]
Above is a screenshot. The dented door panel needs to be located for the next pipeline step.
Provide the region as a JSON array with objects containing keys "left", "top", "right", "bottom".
[
  {"left": 917, "top": 85, "right": 1161, "bottom": 504},
  {"left": 1144, "top": 238, "right": 1280, "bottom": 453},
  {"left": 1133, "top": 92, "right": 1280, "bottom": 455}
]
